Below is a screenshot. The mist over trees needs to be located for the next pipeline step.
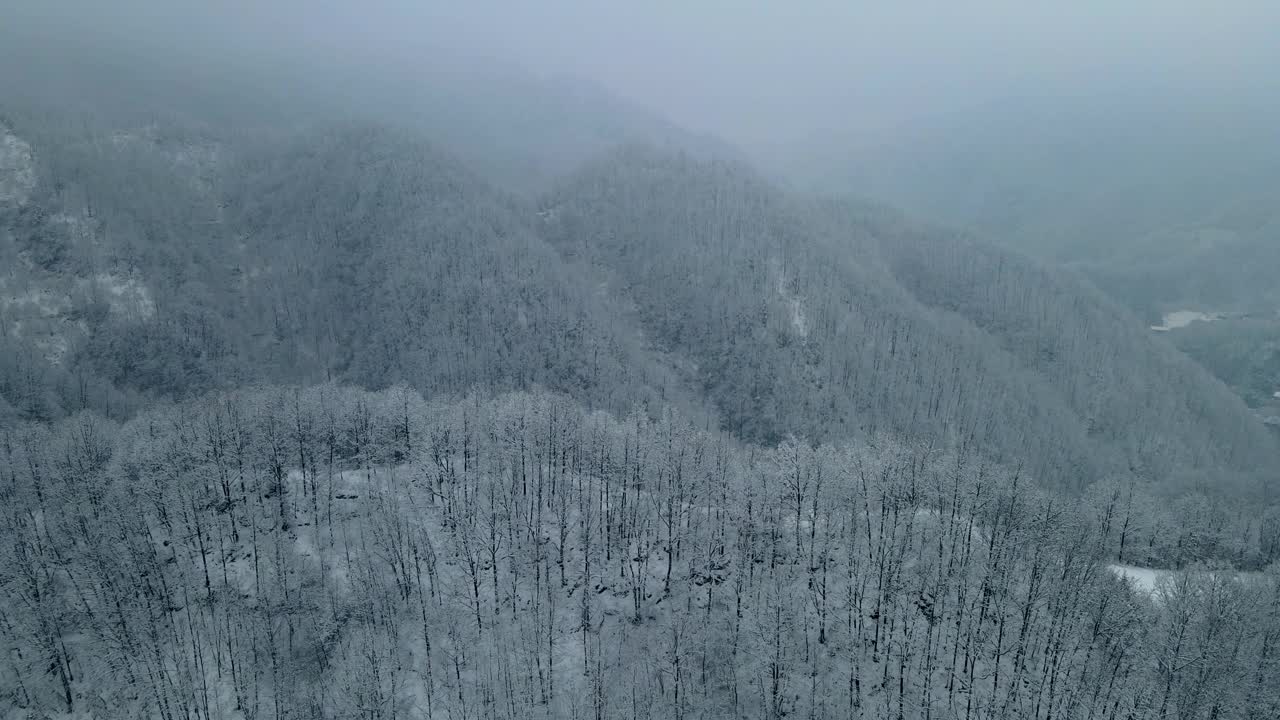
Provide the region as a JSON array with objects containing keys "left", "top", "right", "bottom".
[
  {"left": 4, "top": 2, "right": 1280, "bottom": 718},
  {"left": 4, "top": 111, "right": 1274, "bottom": 496},
  {"left": 768, "top": 90, "right": 1280, "bottom": 323},
  {"left": 3, "top": 99, "right": 1278, "bottom": 719},
  {"left": 539, "top": 146, "right": 1276, "bottom": 492}
]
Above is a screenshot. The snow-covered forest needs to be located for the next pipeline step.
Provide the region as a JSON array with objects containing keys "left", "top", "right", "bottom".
[
  {"left": 4, "top": 385, "right": 1278, "bottom": 719},
  {"left": 5, "top": 2, "right": 1280, "bottom": 718}
]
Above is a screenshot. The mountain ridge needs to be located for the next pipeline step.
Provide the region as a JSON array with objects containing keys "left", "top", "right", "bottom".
[{"left": 0, "top": 106, "right": 1275, "bottom": 501}]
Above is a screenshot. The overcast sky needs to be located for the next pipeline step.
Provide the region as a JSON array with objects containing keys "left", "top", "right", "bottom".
[{"left": 9, "top": 1, "right": 1280, "bottom": 143}]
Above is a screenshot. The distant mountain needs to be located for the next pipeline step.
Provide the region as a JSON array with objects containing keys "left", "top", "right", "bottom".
[
  {"left": 0, "top": 37, "right": 732, "bottom": 197},
  {"left": 1, "top": 91, "right": 1276, "bottom": 498},
  {"left": 762, "top": 89, "right": 1280, "bottom": 318},
  {"left": 539, "top": 145, "right": 1278, "bottom": 494},
  {"left": 227, "top": 124, "right": 696, "bottom": 416},
  {"left": 0, "top": 112, "right": 708, "bottom": 424},
  {"left": 5, "top": 24, "right": 1280, "bottom": 720}
]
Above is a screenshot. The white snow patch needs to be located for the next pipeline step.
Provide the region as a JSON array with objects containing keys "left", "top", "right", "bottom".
[
  {"left": 771, "top": 259, "right": 809, "bottom": 338},
  {"left": 170, "top": 142, "right": 220, "bottom": 169},
  {"left": 3, "top": 287, "right": 71, "bottom": 317},
  {"left": 1151, "top": 310, "right": 1220, "bottom": 332},
  {"left": 50, "top": 211, "right": 96, "bottom": 244},
  {"left": 0, "top": 270, "right": 153, "bottom": 364},
  {"left": 0, "top": 128, "right": 36, "bottom": 206},
  {"left": 1107, "top": 563, "right": 1267, "bottom": 601},
  {"left": 0, "top": 286, "right": 77, "bottom": 363},
  {"left": 111, "top": 129, "right": 145, "bottom": 147},
  {"left": 1107, "top": 564, "right": 1168, "bottom": 595},
  {"left": 788, "top": 295, "right": 808, "bottom": 338},
  {"left": 90, "top": 272, "right": 156, "bottom": 320}
]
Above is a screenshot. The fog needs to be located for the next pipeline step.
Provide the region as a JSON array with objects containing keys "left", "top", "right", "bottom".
[
  {"left": 6, "top": 0, "right": 1280, "bottom": 273},
  {"left": 7, "top": 3, "right": 1280, "bottom": 717},
  {"left": 8, "top": 0, "right": 1280, "bottom": 145}
]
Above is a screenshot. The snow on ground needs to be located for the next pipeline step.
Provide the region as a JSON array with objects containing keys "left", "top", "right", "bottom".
[
  {"left": 1106, "top": 564, "right": 1167, "bottom": 595},
  {"left": 0, "top": 128, "right": 35, "bottom": 206},
  {"left": 1, "top": 272, "right": 156, "bottom": 366},
  {"left": 771, "top": 258, "right": 809, "bottom": 339},
  {"left": 1107, "top": 563, "right": 1268, "bottom": 601},
  {"left": 913, "top": 506, "right": 989, "bottom": 544},
  {"left": 89, "top": 272, "right": 157, "bottom": 320},
  {"left": 1150, "top": 310, "right": 1220, "bottom": 332},
  {"left": 0, "top": 285, "right": 78, "bottom": 364}
]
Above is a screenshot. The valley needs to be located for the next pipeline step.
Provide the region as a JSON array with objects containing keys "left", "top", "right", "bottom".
[{"left": 2, "top": 4, "right": 1280, "bottom": 718}]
